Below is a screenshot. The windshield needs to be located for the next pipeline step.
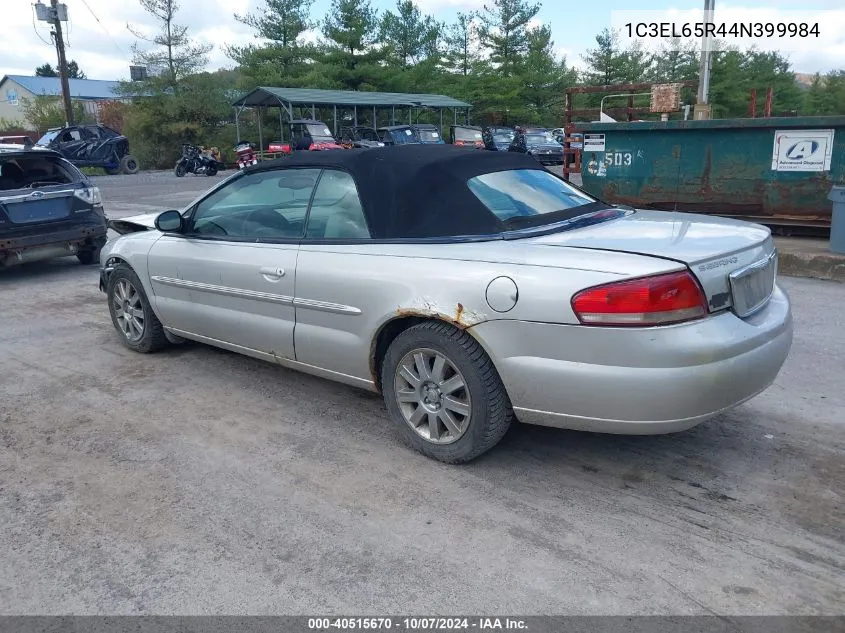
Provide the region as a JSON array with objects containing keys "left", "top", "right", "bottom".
[
  {"left": 525, "top": 134, "right": 554, "bottom": 144},
  {"left": 493, "top": 132, "right": 514, "bottom": 143},
  {"left": 389, "top": 128, "right": 421, "bottom": 144},
  {"left": 356, "top": 128, "right": 379, "bottom": 142},
  {"left": 305, "top": 123, "right": 334, "bottom": 141},
  {"left": 36, "top": 130, "right": 60, "bottom": 146},
  {"left": 467, "top": 169, "right": 598, "bottom": 229},
  {"left": 453, "top": 127, "right": 483, "bottom": 141},
  {"left": 418, "top": 129, "right": 440, "bottom": 142}
]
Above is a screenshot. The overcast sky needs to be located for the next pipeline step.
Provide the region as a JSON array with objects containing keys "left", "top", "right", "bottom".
[{"left": 1, "top": 0, "right": 843, "bottom": 82}]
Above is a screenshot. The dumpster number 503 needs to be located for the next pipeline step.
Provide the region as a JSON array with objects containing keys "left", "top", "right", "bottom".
[{"left": 604, "top": 151, "right": 633, "bottom": 167}]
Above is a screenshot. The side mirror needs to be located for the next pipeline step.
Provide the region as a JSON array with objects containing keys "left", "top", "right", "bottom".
[{"left": 155, "top": 209, "right": 183, "bottom": 232}]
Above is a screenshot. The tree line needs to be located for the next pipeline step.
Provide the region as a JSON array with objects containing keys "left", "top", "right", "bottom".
[{"left": 11, "top": 0, "right": 841, "bottom": 169}]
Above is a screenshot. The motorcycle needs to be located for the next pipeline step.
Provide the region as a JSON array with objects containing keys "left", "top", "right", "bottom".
[
  {"left": 174, "top": 144, "right": 226, "bottom": 177},
  {"left": 234, "top": 140, "right": 259, "bottom": 170}
]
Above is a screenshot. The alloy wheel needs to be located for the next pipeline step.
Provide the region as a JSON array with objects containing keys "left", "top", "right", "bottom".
[
  {"left": 112, "top": 278, "right": 145, "bottom": 342},
  {"left": 393, "top": 348, "right": 472, "bottom": 444}
]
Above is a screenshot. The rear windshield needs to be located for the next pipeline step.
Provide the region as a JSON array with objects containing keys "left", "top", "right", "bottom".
[
  {"left": 0, "top": 154, "right": 82, "bottom": 191},
  {"left": 389, "top": 128, "right": 420, "bottom": 144},
  {"left": 454, "top": 127, "right": 482, "bottom": 141},
  {"left": 305, "top": 124, "right": 334, "bottom": 141},
  {"left": 417, "top": 129, "right": 440, "bottom": 142},
  {"left": 525, "top": 134, "right": 554, "bottom": 144},
  {"left": 467, "top": 169, "right": 599, "bottom": 229}
]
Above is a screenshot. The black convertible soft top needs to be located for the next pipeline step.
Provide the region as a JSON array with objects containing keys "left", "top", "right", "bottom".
[{"left": 245, "top": 145, "right": 557, "bottom": 239}]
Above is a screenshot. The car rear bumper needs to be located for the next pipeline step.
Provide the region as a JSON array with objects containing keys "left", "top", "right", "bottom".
[
  {"left": 1, "top": 223, "right": 107, "bottom": 265},
  {"left": 469, "top": 284, "right": 793, "bottom": 434}
]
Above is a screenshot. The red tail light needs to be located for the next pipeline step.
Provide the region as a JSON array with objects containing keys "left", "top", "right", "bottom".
[
  {"left": 455, "top": 140, "right": 466, "bottom": 146},
  {"left": 571, "top": 271, "right": 708, "bottom": 327}
]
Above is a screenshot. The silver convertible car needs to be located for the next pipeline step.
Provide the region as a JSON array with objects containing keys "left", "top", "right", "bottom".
[{"left": 99, "top": 145, "right": 793, "bottom": 463}]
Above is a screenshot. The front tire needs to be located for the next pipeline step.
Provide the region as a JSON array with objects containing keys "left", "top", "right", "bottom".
[
  {"left": 382, "top": 321, "right": 513, "bottom": 463},
  {"left": 174, "top": 162, "right": 187, "bottom": 177},
  {"left": 106, "top": 264, "right": 169, "bottom": 353}
]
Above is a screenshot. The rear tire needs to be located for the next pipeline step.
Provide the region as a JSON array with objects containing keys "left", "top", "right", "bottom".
[
  {"left": 76, "top": 247, "right": 101, "bottom": 265},
  {"left": 381, "top": 321, "right": 513, "bottom": 463},
  {"left": 120, "top": 154, "right": 140, "bottom": 175},
  {"left": 106, "top": 264, "right": 169, "bottom": 353},
  {"left": 206, "top": 165, "right": 218, "bottom": 176}
]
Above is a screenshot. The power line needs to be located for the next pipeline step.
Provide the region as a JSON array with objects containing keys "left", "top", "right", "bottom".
[{"left": 77, "top": 0, "right": 130, "bottom": 59}]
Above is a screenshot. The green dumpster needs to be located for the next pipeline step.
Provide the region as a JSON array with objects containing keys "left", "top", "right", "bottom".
[{"left": 576, "top": 116, "right": 845, "bottom": 229}]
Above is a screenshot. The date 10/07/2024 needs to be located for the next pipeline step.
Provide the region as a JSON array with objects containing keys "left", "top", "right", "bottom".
[{"left": 308, "top": 617, "right": 528, "bottom": 630}]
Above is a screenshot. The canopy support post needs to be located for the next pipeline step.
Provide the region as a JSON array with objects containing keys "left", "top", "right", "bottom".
[
  {"left": 439, "top": 108, "right": 443, "bottom": 134},
  {"left": 373, "top": 105, "right": 376, "bottom": 128},
  {"left": 333, "top": 105, "right": 338, "bottom": 136},
  {"left": 257, "top": 107, "right": 264, "bottom": 155},
  {"left": 391, "top": 106, "right": 395, "bottom": 125},
  {"left": 311, "top": 104, "right": 315, "bottom": 119}
]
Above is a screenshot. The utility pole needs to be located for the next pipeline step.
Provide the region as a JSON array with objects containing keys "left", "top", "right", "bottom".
[
  {"left": 49, "top": 0, "right": 74, "bottom": 126},
  {"left": 695, "top": 0, "right": 715, "bottom": 119}
]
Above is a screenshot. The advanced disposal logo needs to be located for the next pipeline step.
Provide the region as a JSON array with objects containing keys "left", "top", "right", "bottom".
[{"left": 771, "top": 129, "right": 834, "bottom": 172}]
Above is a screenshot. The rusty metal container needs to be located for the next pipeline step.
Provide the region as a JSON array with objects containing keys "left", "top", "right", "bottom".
[{"left": 576, "top": 116, "right": 845, "bottom": 228}]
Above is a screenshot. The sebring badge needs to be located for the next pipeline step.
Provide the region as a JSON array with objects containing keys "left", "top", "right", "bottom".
[{"left": 699, "top": 256, "right": 738, "bottom": 272}]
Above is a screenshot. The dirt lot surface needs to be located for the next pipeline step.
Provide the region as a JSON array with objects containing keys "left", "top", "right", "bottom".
[{"left": 0, "top": 171, "right": 843, "bottom": 615}]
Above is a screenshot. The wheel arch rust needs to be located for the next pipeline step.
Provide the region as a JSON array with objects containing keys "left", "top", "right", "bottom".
[{"left": 368, "top": 301, "right": 490, "bottom": 393}]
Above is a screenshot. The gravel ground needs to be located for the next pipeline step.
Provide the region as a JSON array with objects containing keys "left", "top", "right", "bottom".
[{"left": 0, "top": 171, "right": 842, "bottom": 615}]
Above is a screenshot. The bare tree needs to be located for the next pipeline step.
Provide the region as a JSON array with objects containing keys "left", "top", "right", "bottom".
[{"left": 128, "top": 0, "right": 212, "bottom": 85}]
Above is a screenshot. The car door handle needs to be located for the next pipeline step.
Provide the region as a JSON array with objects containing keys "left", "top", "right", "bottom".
[{"left": 259, "top": 266, "right": 286, "bottom": 279}]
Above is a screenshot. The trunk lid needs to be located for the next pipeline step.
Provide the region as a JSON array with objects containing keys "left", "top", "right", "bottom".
[{"left": 526, "top": 209, "right": 777, "bottom": 315}]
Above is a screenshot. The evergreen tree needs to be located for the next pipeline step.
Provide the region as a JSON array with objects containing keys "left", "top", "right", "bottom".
[
  {"left": 478, "top": 0, "right": 540, "bottom": 75},
  {"left": 380, "top": 0, "right": 441, "bottom": 68},
  {"left": 442, "top": 12, "right": 478, "bottom": 76},
  {"left": 128, "top": 0, "right": 212, "bottom": 86}
]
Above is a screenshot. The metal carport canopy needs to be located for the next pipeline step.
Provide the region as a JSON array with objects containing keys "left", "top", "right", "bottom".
[
  {"left": 232, "top": 87, "right": 471, "bottom": 109},
  {"left": 232, "top": 86, "right": 472, "bottom": 149}
]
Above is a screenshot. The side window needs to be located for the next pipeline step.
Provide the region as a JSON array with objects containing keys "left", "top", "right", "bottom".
[
  {"left": 60, "top": 129, "right": 82, "bottom": 142},
  {"left": 189, "top": 168, "right": 321, "bottom": 240},
  {"left": 305, "top": 170, "right": 370, "bottom": 240}
]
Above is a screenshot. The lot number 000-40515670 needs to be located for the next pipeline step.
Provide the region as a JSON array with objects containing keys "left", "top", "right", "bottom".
[{"left": 604, "top": 151, "right": 633, "bottom": 167}]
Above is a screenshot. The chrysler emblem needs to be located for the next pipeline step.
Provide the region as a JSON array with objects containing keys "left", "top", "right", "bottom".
[{"left": 29, "top": 190, "right": 45, "bottom": 199}]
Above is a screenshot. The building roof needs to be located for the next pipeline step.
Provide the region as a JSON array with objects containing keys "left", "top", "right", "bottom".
[
  {"left": 233, "top": 86, "right": 471, "bottom": 109},
  {"left": 1, "top": 75, "right": 121, "bottom": 100}
]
